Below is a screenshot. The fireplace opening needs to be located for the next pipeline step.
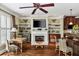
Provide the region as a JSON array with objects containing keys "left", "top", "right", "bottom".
[{"left": 35, "top": 36, "right": 44, "bottom": 42}]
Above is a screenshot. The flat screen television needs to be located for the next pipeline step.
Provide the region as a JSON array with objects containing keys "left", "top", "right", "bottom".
[{"left": 33, "top": 19, "right": 46, "bottom": 28}]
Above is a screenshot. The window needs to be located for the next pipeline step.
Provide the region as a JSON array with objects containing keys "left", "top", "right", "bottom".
[{"left": 0, "top": 14, "right": 11, "bottom": 44}]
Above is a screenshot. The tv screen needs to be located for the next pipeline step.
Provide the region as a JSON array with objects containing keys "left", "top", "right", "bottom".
[{"left": 33, "top": 19, "right": 46, "bottom": 28}]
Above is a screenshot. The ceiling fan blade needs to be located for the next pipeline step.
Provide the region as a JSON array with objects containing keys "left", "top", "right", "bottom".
[
  {"left": 39, "top": 8, "right": 48, "bottom": 13},
  {"left": 20, "top": 6, "right": 34, "bottom": 9},
  {"left": 33, "top": 3, "right": 38, "bottom": 5},
  {"left": 32, "top": 8, "right": 37, "bottom": 14},
  {"left": 33, "top": 3, "right": 40, "bottom": 7},
  {"left": 40, "top": 3, "right": 54, "bottom": 7}
]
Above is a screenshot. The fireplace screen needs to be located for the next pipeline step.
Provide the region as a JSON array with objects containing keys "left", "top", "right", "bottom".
[{"left": 35, "top": 36, "right": 44, "bottom": 42}]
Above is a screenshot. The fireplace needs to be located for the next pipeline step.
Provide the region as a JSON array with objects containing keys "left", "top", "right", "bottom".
[
  {"left": 35, "top": 36, "right": 44, "bottom": 42},
  {"left": 31, "top": 31, "right": 48, "bottom": 45}
]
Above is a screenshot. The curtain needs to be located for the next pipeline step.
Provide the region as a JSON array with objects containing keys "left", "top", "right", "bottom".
[{"left": 0, "top": 15, "right": 11, "bottom": 44}]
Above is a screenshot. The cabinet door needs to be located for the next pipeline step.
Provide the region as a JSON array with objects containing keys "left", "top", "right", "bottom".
[
  {"left": 73, "top": 44, "right": 78, "bottom": 55},
  {"left": 49, "top": 34, "right": 60, "bottom": 43},
  {"left": 77, "top": 45, "right": 79, "bottom": 56}
]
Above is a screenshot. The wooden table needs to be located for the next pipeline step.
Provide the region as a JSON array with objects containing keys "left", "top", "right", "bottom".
[{"left": 12, "top": 38, "right": 26, "bottom": 54}]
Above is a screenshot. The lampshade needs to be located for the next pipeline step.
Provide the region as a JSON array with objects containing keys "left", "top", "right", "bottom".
[{"left": 11, "top": 27, "right": 17, "bottom": 32}]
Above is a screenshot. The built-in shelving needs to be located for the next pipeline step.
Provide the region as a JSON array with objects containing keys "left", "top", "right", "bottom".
[
  {"left": 48, "top": 19, "right": 61, "bottom": 34},
  {"left": 16, "top": 19, "right": 31, "bottom": 41}
]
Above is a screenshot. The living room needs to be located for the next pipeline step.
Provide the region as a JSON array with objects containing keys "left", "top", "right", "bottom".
[{"left": 0, "top": 3, "right": 79, "bottom": 56}]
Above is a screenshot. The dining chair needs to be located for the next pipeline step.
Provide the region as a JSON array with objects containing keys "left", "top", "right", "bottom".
[
  {"left": 7, "top": 40, "right": 19, "bottom": 55},
  {"left": 58, "top": 38, "right": 73, "bottom": 56}
]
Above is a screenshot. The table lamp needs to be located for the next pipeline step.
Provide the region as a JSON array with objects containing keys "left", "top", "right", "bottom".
[{"left": 11, "top": 27, "right": 17, "bottom": 39}]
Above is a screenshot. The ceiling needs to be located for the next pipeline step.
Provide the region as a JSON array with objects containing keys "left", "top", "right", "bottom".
[{"left": 1, "top": 3, "right": 79, "bottom": 17}]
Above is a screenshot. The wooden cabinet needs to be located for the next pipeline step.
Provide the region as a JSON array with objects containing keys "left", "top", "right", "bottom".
[
  {"left": 49, "top": 34, "right": 60, "bottom": 49},
  {"left": 67, "top": 38, "right": 79, "bottom": 56},
  {"left": 49, "top": 34, "right": 61, "bottom": 43},
  {"left": 64, "top": 16, "right": 76, "bottom": 30},
  {"left": 76, "top": 18, "right": 79, "bottom": 25},
  {"left": 73, "top": 41, "right": 79, "bottom": 56}
]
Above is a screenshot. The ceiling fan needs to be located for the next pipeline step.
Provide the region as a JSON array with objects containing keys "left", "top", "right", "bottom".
[{"left": 19, "top": 3, "right": 54, "bottom": 14}]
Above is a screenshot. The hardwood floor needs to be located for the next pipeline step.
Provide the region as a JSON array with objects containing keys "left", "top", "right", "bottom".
[
  {"left": 1, "top": 43, "right": 58, "bottom": 56},
  {"left": 17, "top": 48, "right": 57, "bottom": 56}
]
